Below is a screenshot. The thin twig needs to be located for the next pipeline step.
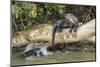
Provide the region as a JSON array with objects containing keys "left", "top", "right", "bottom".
[{"left": 84, "top": 7, "right": 93, "bottom": 23}]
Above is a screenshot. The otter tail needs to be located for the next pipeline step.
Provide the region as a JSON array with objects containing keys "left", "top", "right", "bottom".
[{"left": 52, "top": 25, "right": 57, "bottom": 47}]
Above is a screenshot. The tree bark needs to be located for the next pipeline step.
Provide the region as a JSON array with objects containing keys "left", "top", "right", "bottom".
[
  {"left": 86, "top": 36, "right": 95, "bottom": 43},
  {"left": 12, "top": 19, "right": 96, "bottom": 48}
]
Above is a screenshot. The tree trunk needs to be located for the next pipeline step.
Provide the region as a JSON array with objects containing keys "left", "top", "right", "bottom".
[{"left": 12, "top": 19, "right": 96, "bottom": 48}]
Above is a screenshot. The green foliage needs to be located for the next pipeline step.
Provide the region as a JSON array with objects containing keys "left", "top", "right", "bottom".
[{"left": 11, "top": 1, "right": 96, "bottom": 32}]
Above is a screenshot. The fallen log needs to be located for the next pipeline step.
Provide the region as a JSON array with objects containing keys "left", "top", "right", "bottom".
[
  {"left": 12, "top": 19, "right": 96, "bottom": 48},
  {"left": 86, "top": 36, "right": 95, "bottom": 43}
]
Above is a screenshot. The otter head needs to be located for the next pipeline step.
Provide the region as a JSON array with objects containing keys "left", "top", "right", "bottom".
[{"left": 65, "top": 13, "right": 75, "bottom": 23}]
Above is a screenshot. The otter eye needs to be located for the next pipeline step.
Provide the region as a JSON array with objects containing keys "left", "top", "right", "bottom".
[{"left": 71, "top": 14, "right": 73, "bottom": 16}]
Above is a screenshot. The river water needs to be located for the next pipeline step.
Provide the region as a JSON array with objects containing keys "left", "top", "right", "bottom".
[{"left": 11, "top": 42, "right": 96, "bottom": 66}]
